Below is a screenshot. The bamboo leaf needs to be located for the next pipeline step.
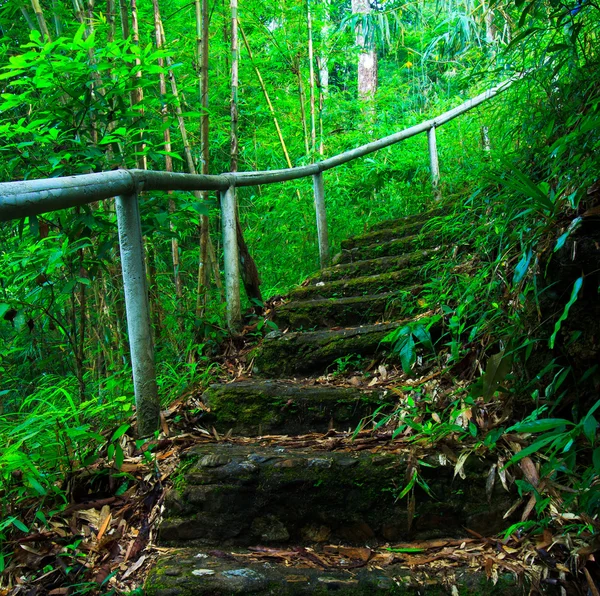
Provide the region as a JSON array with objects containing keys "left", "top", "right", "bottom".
[
  {"left": 481, "top": 349, "right": 513, "bottom": 402},
  {"left": 549, "top": 277, "right": 583, "bottom": 349}
]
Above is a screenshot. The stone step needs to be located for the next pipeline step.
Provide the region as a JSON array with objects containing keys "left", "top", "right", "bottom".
[
  {"left": 369, "top": 207, "right": 446, "bottom": 231},
  {"left": 158, "top": 443, "right": 513, "bottom": 548},
  {"left": 306, "top": 249, "right": 436, "bottom": 285},
  {"left": 335, "top": 233, "right": 440, "bottom": 265},
  {"left": 200, "top": 380, "right": 391, "bottom": 436},
  {"left": 146, "top": 547, "right": 522, "bottom": 595},
  {"left": 275, "top": 288, "right": 422, "bottom": 330},
  {"left": 340, "top": 221, "right": 429, "bottom": 250},
  {"left": 288, "top": 267, "right": 425, "bottom": 302},
  {"left": 251, "top": 322, "right": 400, "bottom": 378}
]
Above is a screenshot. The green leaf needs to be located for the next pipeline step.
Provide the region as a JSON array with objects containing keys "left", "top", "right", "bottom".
[
  {"left": 397, "top": 468, "right": 417, "bottom": 499},
  {"left": 506, "top": 435, "right": 558, "bottom": 466},
  {"left": 385, "top": 547, "right": 425, "bottom": 553},
  {"left": 111, "top": 423, "right": 130, "bottom": 442},
  {"left": 583, "top": 415, "right": 597, "bottom": 445},
  {"left": 513, "top": 248, "right": 532, "bottom": 284},
  {"left": 593, "top": 447, "right": 600, "bottom": 471},
  {"left": 481, "top": 349, "right": 513, "bottom": 402},
  {"left": 509, "top": 418, "right": 571, "bottom": 433},
  {"left": 397, "top": 334, "right": 416, "bottom": 374},
  {"left": 114, "top": 444, "right": 124, "bottom": 470},
  {"left": 11, "top": 518, "right": 29, "bottom": 533},
  {"left": 554, "top": 218, "right": 582, "bottom": 253},
  {"left": 549, "top": 277, "right": 583, "bottom": 349},
  {"left": 27, "top": 475, "right": 47, "bottom": 496},
  {"left": 412, "top": 325, "right": 434, "bottom": 353}
]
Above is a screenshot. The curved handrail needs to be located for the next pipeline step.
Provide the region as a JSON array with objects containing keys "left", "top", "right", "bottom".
[{"left": 0, "top": 76, "right": 516, "bottom": 220}]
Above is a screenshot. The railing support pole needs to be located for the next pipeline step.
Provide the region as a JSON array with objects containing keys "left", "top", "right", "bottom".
[
  {"left": 115, "top": 191, "right": 160, "bottom": 437},
  {"left": 481, "top": 125, "right": 491, "bottom": 158},
  {"left": 221, "top": 184, "right": 241, "bottom": 331},
  {"left": 312, "top": 172, "right": 330, "bottom": 268},
  {"left": 427, "top": 126, "right": 441, "bottom": 201}
]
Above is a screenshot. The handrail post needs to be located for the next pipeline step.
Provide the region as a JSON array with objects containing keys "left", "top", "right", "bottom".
[
  {"left": 115, "top": 191, "right": 160, "bottom": 437},
  {"left": 481, "top": 125, "right": 491, "bottom": 158},
  {"left": 427, "top": 126, "right": 441, "bottom": 201},
  {"left": 312, "top": 172, "right": 330, "bottom": 268},
  {"left": 221, "top": 184, "right": 241, "bottom": 331}
]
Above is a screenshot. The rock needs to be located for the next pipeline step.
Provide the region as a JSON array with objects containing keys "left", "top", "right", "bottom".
[
  {"left": 251, "top": 515, "right": 290, "bottom": 542},
  {"left": 145, "top": 548, "right": 525, "bottom": 595},
  {"left": 200, "top": 380, "right": 391, "bottom": 435},
  {"left": 159, "top": 443, "right": 515, "bottom": 547}
]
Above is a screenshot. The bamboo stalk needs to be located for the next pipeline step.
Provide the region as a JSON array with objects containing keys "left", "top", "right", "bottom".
[
  {"left": 307, "top": 0, "right": 317, "bottom": 154},
  {"left": 51, "top": 0, "right": 63, "bottom": 36},
  {"left": 130, "top": 0, "right": 147, "bottom": 170},
  {"left": 30, "top": 0, "right": 52, "bottom": 42},
  {"left": 195, "top": 0, "right": 211, "bottom": 319},
  {"left": 106, "top": 0, "right": 116, "bottom": 42},
  {"left": 240, "top": 25, "right": 293, "bottom": 168},
  {"left": 19, "top": 5, "right": 36, "bottom": 31},
  {"left": 152, "top": 0, "right": 182, "bottom": 299},
  {"left": 230, "top": 0, "right": 239, "bottom": 174},
  {"left": 159, "top": 19, "right": 225, "bottom": 303}
]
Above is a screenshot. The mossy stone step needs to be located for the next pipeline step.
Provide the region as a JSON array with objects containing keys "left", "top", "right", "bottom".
[
  {"left": 159, "top": 443, "right": 513, "bottom": 548},
  {"left": 369, "top": 207, "right": 446, "bottom": 231},
  {"left": 340, "top": 221, "right": 430, "bottom": 250},
  {"left": 288, "top": 267, "right": 424, "bottom": 301},
  {"left": 275, "top": 288, "right": 421, "bottom": 330},
  {"left": 335, "top": 232, "right": 439, "bottom": 264},
  {"left": 200, "top": 380, "right": 390, "bottom": 436},
  {"left": 146, "top": 548, "right": 523, "bottom": 595},
  {"left": 251, "top": 322, "right": 400, "bottom": 377},
  {"left": 305, "top": 250, "right": 436, "bottom": 285}
]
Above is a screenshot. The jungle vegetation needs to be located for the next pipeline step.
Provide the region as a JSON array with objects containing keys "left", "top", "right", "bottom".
[{"left": 0, "top": 0, "right": 599, "bottom": 589}]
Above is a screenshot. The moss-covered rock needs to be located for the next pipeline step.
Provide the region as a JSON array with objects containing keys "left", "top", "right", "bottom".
[
  {"left": 251, "top": 322, "right": 401, "bottom": 377},
  {"left": 275, "top": 289, "right": 422, "bottom": 330},
  {"left": 159, "top": 443, "right": 514, "bottom": 548},
  {"left": 340, "top": 224, "right": 427, "bottom": 250},
  {"left": 369, "top": 208, "right": 447, "bottom": 232},
  {"left": 289, "top": 267, "right": 425, "bottom": 302},
  {"left": 336, "top": 233, "right": 439, "bottom": 264},
  {"left": 200, "top": 380, "right": 391, "bottom": 435},
  {"left": 146, "top": 548, "right": 524, "bottom": 596},
  {"left": 306, "top": 250, "right": 436, "bottom": 284}
]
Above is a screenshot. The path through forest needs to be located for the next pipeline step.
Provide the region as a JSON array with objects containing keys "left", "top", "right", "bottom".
[{"left": 145, "top": 211, "right": 531, "bottom": 595}]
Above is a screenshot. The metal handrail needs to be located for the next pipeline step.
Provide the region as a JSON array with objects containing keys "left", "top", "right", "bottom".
[{"left": 0, "top": 76, "right": 517, "bottom": 435}]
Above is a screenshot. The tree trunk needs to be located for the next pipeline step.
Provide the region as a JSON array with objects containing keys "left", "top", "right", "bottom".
[
  {"left": 152, "top": 0, "right": 182, "bottom": 300},
  {"left": 230, "top": 0, "right": 263, "bottom": 308},
  {"left": 30, "top": 0, "right": 52, "bottom": 42},
  {"left": 351, "top": 0, "right": 377, "bottom": 101},
  {"left": 307, "top": 0, "right": 317, "bottom": 154},
  {"left": 157, "top": 19, "right": 225, "bottom": 304},
  {"left": 130, "top": 0, "right": 147, "bottom": 169},
  {"left": 195, "top": 0, "right": 211, "bottom": 319}
]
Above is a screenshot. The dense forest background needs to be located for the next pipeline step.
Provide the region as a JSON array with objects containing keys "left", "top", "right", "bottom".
[{"left": 0, "top": 0, "right": 599, "bottom": 584}]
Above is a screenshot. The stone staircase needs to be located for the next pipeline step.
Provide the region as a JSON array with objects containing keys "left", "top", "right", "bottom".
[{"left": 145, "top": 211, "right": 522, "bottom": 595}]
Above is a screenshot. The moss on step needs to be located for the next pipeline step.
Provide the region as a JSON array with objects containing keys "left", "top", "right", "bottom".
[
  {"left": 305, "top": 250, "right": 435, "bottom": 284},
  {"left": 159, "top": 443, "right": 515, "bottom": 548},
  {"left": 275, "top": 288, "right": 421, "bottom": 330},
  {"left": 251, "top": 322, "right": 400, "bottom": 377},
  {"left": 369, "top": 207, "right": 446, "bottom": 231},
  {"left": 200, "top": 380, "right": 390, "bottom": 435},
  {"left": 289, "top": 266, "right": 424, "bottom": 301},
  {"left": 146, "top": 548, "right": 525, "bottom": 595},
  {"left": 340, "top": 222, "right": 430, "bottom": 250},
  {"left": 335, "top": 232, "right": 439, "bottom": 265}
]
